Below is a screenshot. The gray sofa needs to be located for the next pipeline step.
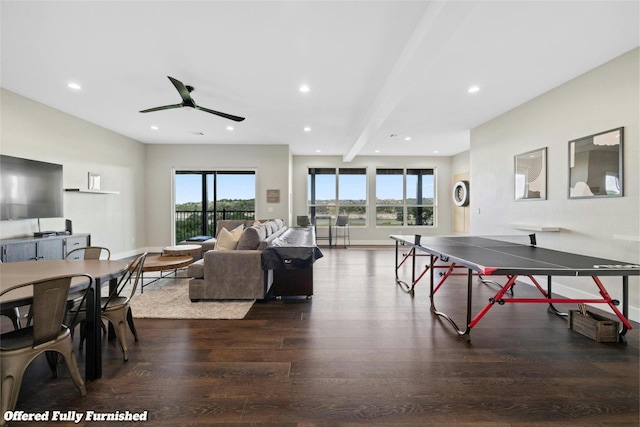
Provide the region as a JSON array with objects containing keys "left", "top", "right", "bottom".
[{"left": 187, "top": 219, "right": 287, "bottom": 301}]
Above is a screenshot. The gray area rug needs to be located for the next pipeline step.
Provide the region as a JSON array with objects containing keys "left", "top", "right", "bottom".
[{"left": 126, "top": 276, "right": 254, "bottom": 320}]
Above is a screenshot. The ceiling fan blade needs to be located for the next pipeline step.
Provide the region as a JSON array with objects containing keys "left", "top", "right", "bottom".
[
  {"left": 139, "top": 104, "right": 183, "bottom": 113},
  {"left": 167, "top": 76, "right": 193, "bottom": 105},
  {"left": 196, "top": 106, "right": 246, "bottom": 122}
]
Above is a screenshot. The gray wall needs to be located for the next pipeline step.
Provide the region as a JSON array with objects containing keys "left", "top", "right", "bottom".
[
  {"left": 292, "top": 155, "right": 454, "bottom": 244},
  {"left": 470, "top": 48, "right": 639, "bottom": 321},
  {"left": 144, "top": 144, "right": 291, "bottom": 250},
  {"left": 0, "top": 89, "right": 146, "bottom": 258}
]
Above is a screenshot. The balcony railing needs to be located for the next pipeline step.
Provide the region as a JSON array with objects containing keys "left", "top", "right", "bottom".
[{"left": 175, "top": 209, "right": 255, "bottom": 244}]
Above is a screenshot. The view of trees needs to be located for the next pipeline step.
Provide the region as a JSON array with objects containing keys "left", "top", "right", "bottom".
[{"left": 175, "top": 199, "right": 255, "bottom": 243}]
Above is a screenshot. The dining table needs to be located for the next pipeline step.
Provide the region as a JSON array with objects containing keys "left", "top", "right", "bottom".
[{"left": 0, "top": 259, "right": 130, "bottom": 381}]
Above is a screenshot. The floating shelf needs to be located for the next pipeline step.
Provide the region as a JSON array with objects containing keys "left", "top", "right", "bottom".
[
  {"left": 65, "top": 188, "right": 120, "bottom": 195},
  {"left": 508, "top": 224, "right": 561, "bottom": 232}
]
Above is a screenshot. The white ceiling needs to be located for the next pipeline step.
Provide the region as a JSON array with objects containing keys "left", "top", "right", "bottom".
[{"left": 1, "top": 1, "right": 638, "bottom": 160}]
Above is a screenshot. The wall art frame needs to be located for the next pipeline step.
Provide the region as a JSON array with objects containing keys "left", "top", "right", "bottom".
[
  {"left": 88, "top": 172, "right": 102, "bottom": 190},
  {"left": 568, "top": 127, "right": 623, "bottom": 199},
  {"left": 514, "top": 147, "right": 547, "bottom": 201}
]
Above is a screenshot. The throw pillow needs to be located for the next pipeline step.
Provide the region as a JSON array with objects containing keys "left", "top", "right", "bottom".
[
  {"left": 214, "top": 227, "right": 241, "bottom": 251},
  {"left": 236, "top": 225, "right": 266, "bottom": 250}
]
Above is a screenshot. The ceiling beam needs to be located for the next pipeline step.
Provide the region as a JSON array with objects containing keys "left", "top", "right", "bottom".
[{"left": 342, "top": 1, "right": 478, "bottom": 162}]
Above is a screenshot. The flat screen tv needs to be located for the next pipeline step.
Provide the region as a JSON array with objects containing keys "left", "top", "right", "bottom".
[{"left": 0, "top": 155, "right": 64, "bottom": 220}]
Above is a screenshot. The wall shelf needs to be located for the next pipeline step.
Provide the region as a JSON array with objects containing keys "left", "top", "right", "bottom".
[
  {"left": 65, "top": 188, "right": 119, "bottom": 195},
  {"left": 508, "top": 224, "right": 561, "bottom": 232}
]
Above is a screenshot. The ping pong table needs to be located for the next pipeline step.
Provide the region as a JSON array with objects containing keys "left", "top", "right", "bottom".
[{"left": 391, "top": 234, "right": 639, "bottom": 342}]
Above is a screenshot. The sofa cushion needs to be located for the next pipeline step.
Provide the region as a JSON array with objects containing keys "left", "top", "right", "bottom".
[
  {"left": 237, "top": 225, "right": 266, "bottom": 250},
  {"left": 267, "top": 220, "right": 278, "bottom": 235},
  {"left": 187, "top": 259, "right": 204, "bottom": 279},
  {"left": 214, "top": 225, "right": 243, "bottom": 251},
  {"left": 263, "top": 221, "right": 272, "bottom": 237}
]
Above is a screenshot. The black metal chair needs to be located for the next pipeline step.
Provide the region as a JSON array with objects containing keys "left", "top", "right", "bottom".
[
  {"left": 67, "top": 252, "right": 147, "bottom": 361},
  {"left": 296, "top": 215, "right": 312, "bottom": 227}
]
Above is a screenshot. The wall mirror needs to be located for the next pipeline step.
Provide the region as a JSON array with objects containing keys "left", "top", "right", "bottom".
[
  {"left": 514, "top": 147, "right": 547, "bottom": 201},
  {"left": 568, "top": 127, "right": 623, "bottom": 199}
]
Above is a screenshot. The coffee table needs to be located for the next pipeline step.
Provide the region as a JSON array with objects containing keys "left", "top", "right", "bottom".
[
  {"left": 163, "top": 244, "right": 202, "bottom": 259},
  {"left": 140, "top": 254, "right": 193, "bottom": 293}
]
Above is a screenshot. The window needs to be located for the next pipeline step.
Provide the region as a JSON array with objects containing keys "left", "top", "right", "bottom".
[
  {"left": 174, "top": 171, "right": 255, "bottom": 243},
  {"left": 338, "top": 168, "right": 367, "bottom": 226},
  {"left": 307, "top": 168, "right": 336, "bottom": 219},
  {"left": 308, "top": 167, "right": 367, "bottom": 226},
  {"left": 376, "top": 168, "right": 435, "bottom": 226}
]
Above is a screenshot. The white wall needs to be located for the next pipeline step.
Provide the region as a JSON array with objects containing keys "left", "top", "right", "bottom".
[
  {"left": 470, "top": 48, "right": 640, "bottom": 321},
  {"left": 0, "top": 89, "right": 146, "bottom": 258},
  {"left": 144, "top": 144, "right": 291, "bottom": 251},
  {"left": 452, "top": 150, "right": 470, "bottom": 176},
  {"left": 292, "top": 155, "right": 454, "bottom": 244}
]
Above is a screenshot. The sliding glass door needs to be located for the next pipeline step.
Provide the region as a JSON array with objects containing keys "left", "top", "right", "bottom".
[{"left": 174, "top": 171, "right": 255, "bottom": 244}]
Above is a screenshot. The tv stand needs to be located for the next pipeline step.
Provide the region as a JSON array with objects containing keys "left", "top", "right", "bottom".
[
  {"left": 33, "top": 231, "right": 57, "bottom": 238},
  {"left": 0, "top": 233, "right": 91, "bottom": 262}
]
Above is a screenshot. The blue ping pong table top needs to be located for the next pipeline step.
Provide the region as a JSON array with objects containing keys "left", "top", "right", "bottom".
[{"left": 390, "top": 235, "right": 640, "bottom": 277}]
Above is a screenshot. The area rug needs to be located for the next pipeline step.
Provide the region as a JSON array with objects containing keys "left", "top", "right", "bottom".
[{"left": 126, "top": 276, "right": 254, "bottom": 320}]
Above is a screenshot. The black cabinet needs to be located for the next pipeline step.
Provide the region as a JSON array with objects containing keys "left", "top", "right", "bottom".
[
  {"left": 1, "top": 234, "right": 91, "bottom": 262},
  {"left": 272, "top": 266, "right": 314, "bottom": 298}
]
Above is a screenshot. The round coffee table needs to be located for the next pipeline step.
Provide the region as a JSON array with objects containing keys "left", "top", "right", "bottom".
[
  {"left": 140, "top": 255, "right": 193, "bottom": 293},
  {"left": 163, "top": 244, "right": 202, "bottom": 259}
]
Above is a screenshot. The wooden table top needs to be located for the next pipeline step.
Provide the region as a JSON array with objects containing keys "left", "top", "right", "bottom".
[
  {"left": 142, "top": 255, "right": 193, "bottom": 272},
  {"left": 1, "top": 259, "right": 130, "bottom": 304}
]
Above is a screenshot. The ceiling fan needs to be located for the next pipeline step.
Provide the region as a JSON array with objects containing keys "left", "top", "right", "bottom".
[{"left": 139, "top": 76, "right": 245, "bottom": 122}]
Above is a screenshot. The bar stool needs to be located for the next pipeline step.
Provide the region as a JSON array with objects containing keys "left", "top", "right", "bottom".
[
  {"left": 314, "top": 215, "right": 332, "bottom": 247},
  {"left": 333, "top": 215, "right": 350, "bottom": 248}
]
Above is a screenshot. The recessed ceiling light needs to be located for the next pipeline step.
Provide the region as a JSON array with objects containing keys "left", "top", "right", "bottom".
[
  {"left": 303, "top": 126, "right": 311, "bottom": 132},
  {"left": 67, "top": 82, "right": 82, "bottom": 90},
  {"left": 150, "top": 125, "right": 159, "bottom": 130},
  {"left": 374, "top": 150, "right": 381, "bottom": 153},
  {"left": 404, "top": 136, "right": 412, "bottom": 141},
  {"left": 299, "top": 84, "right": 310, "bottom": 93},
  {"left": 315, "top": 149, "right": 321, "bottom": 153},
  {"left": 226, "top": 126, "right": 234, "bottom": 131},
  {"left": 433, "top": 150, "right": 439, "bottom": 154},
  {"left": 468, "top": 85, "right": 480, "bottom": 93}
]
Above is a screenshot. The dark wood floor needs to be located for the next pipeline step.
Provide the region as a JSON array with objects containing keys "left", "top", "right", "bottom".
[{"left": 5, "top": 247, "right": 639, "bottom": 426}]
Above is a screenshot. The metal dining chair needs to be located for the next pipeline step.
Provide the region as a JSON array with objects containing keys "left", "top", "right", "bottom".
[
  {"left": 67, "top": 252, "right": 147, "bottom": 361},
  {"left": 1, "top": 274, "right": 91, "bottom": 422},
  {"left": 65, "top": 246, "right": 111, "bottom": 260},
  {"left": 0, "top": 260, "right": 22, "bottom": 330}
]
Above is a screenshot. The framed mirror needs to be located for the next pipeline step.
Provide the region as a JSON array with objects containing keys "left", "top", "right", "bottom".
[
  {"left": 514, "top": 147, "right": 547, "bottom": 201},
  {"left": 568, "top": 127, "right": 623, "bottom": 199}
]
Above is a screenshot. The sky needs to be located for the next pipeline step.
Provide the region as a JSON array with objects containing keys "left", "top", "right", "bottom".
[{"left": 175, "top": 174, "right": 256, "bottom": 204}]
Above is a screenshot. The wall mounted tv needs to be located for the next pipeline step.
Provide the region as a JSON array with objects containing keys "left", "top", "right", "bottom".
[{"left": 0, "top": 155, "right": 64, "bottom": 220}]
